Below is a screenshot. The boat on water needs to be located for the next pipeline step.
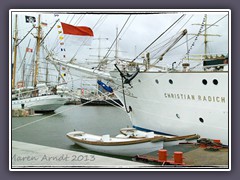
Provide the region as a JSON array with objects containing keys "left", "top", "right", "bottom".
[
  {"left": 48, "top": 11, "right": 229, "bottom": 145},
  {"left": 12, "top": 84, "right": 69, "bottom": 113},
  {"left": 66, "top": 128, "right": 200, "bottom": 156},
  {"left": 66, "top": 130, "right": 164, "bottom": 156}
]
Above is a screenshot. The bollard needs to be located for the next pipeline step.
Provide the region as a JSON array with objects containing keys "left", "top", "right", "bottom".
[
  {"left": 158, "top": 149, "right": 168, "bottom": 162},
  {"left": 174, "top": 151, "right": 183, "bottom": 164}
]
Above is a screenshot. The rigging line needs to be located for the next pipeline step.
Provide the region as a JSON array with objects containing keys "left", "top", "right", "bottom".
[
  {"left": 50, "top": 18, "right": 64, "bottom": 51},
  {"left": 170, "top": 14, "right": 228, "bottom": 53},
  {"left": 186, "top": 34, "right": 189, "bottom": 61},
  {"left": 150, "top": 34, "right": 181, "bottom": 59},
  {"left": 120, "top": 15, "right": 137, "bottom": 39},
  {"left": 40, "top": 19, "right": 59, "bottom": 45},
  {"left": 69, "top": 15, "right": 105, "bottom": 60},
  {"left": 16, "top": 26, "right": 35, "bottom": 46},
  {"left": 102, "top": 15, "right": 132, "bottom": 61},
  {"left": 75, "top": 14, "right": 85, "bottom": 26},
  {"left": 92, "top": 15, "right": 108, "bottom": 32},
  {"left": 69, "top": 14, "right": 76, "bottom": 24},
  {"left": 146, "top": 33, "right": 179, "bottom": 53},
  {"left": 64, "top": 14, "right": 102, "bottom": 58},
  {"left": 73, "top": 15, "right": 82, "bottom": 25},
  {"left": 17, "top": 39, "right": 32, "bottom": 72},
  {"left": 89, "top": 84, "right": 124, "bottom": 110},
  {"left": 12, "top": 98, "right": 100, "bottom": 131},
  {"left": 131, "top": 14, "right": 186, "bottom": 62},
  {"left": 16, "top": 46, "right": 23, "bottom": 73},
  {"left": 92, "top": 15, "right": 104, "bottom": 29},
  {"left": 148, "top": 14, "right": 193, "bottom": 54},
  {"left": 64, "top": 14, "right": 70, "bottom": 23}
]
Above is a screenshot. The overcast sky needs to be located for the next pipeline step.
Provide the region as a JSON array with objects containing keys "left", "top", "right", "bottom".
[{"left": 11, "top": 10, "right": 229, "bottom": 88}]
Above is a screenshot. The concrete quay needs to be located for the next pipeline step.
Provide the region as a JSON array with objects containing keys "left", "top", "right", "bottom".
[
  {"left": 11, "top": 141, "right": 152, "bottom": 169},
  {"left": 12, "top": 108, "right": 35, "bottom": 117}
]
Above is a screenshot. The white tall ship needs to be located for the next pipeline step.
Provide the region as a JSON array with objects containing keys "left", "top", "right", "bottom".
[
  {"left": 12, "top": 84, "right": 69, "bottom": 112},
  {"left": 11, "top": 14, "right": 69, "bottom": 113},
  {"left": 48, "top": 11, "right": 229, "bottom": 145}
]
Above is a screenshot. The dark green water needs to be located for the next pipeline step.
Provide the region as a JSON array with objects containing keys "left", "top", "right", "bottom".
[{"left": 12, "top": 105, "right": 132, "bottom": 159}]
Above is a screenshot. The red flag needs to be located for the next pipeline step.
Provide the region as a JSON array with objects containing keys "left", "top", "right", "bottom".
[
  {"left": 61, "top": 22, "right": 93, "bottom": 36},
  {"left": 26, "top": 48, "right": 33, "bottom": 52},
  {"left": 41, "top": 22, "right": 48, "bottom": 27}
]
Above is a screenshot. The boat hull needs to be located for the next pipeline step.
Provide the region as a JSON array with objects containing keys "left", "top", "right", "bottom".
[
  {"left": 110, "top": 71, "right": 229, "bottom": 145},
  {"left": 67, "top": 131, "right": 164, "bottom": 156},
  {"left": 12, "top": 95, "right": 68, "bottom": 112}
]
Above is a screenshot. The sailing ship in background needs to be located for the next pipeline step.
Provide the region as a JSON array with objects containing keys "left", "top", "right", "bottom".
[
  {"left": 48, "top": 12, "right": 229, "bottom": 145},
  {"left": 11, "top": 14, "right": 69, "bottom": 113}
]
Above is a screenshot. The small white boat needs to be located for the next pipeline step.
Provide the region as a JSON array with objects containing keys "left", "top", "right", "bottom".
[
  {"left": 66, "top": 131, "right": 164, "bottom": 156},
  {"left": 67, "top": 128, "right": 200, "bottom": 156},
  {"left": 119, "top": 128, "right": 200, "bottom": 147}
]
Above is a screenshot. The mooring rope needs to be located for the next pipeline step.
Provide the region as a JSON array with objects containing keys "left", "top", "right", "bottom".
[{"left": 12, "top": 98, "right": 98, "bottom": 131}]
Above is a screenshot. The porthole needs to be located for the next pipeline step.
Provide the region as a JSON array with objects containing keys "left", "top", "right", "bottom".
[
  {"left": 213, "top": 79, "right": 218, "bottom": 85},
  {"left": 199, "top": 117, "right": 204, "bottom": 123},
  {"left": 155, "top": 79, "right": 159, "bottom": 84},
  {"left": 169, "top": 79, "right": 173, "bottom": 84},
  {"left": 138, "top": 79, "right": 141, "bottom": 83},
  {"left": 202, "top": 79, "right": 207, "bottom": 85}
]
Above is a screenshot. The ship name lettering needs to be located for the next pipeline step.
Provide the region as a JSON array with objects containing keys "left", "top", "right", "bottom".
[{"left": 164, "top": 93, "right": 225, "bottom": 103}]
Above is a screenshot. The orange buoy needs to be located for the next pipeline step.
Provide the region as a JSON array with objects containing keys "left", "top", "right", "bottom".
[
  {"left": 174, "top": 151, "right": 183, "bottom": 164},
  {"left": 158, "top": 149, "right": 168, "bottom": 162}
]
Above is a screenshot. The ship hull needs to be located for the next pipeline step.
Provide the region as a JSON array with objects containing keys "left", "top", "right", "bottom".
[
  {"left": 110, "top": 71, "right": 229, "bottom": 145},
  {"left": 12, "top": 95, "right": 68, "bottom": 112}
]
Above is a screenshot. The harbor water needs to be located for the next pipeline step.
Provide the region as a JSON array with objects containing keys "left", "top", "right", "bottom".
[{"left": 12, "top": 105, "right": 132, "bottom": 160}]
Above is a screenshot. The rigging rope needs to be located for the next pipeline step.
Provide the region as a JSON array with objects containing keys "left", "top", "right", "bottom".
[
  {"left": 131, "top": 14, "right": 185, "bottom": 62},
  {"left": 101, "top": 15, "right": 132, "bottom": 61},
  {"left": 171, "top": 14, "right": 228, "bottom": 55},
  {"left": 12, "top": 98, "right": 100, "bottom": 131}
]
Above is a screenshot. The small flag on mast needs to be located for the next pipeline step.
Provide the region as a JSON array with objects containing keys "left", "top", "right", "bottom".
[
  {"left": 41, "top": 22, "right": 48, "bottom": 27},
  {"left": 26, "top": 48, "right": 33, "bottom": 52}
]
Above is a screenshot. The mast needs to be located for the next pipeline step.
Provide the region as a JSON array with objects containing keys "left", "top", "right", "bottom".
[
  {"left": 204, "top": 15, "right": 207, "bottom": 56},
  {"left": 12, "top": 14, "right": 18, "bottom": 89},
  {"left": 190, "top": 14, "right": 220, "bottom": 58},
  {"left": 33, "top": 14, "right": 42, "bottom": 91},
  {"left": 22, "top": 39, "right": 31, "bottom": 87},
  {"left": 45, "top": 58, "right": 49, "bottom": 85}
]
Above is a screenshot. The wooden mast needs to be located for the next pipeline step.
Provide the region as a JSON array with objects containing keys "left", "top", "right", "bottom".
[
  {"left": 186, "top": 14, "right": 221, "bottom": 60},
  {"left": 12, "top": 14, "right": 18, "bottom": 89},
  {"left": 192, "top": 14, "right": 221, "bottom": 57},
  {"left": 33, "top": 14, "right": 42, "bottom": 95}
]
